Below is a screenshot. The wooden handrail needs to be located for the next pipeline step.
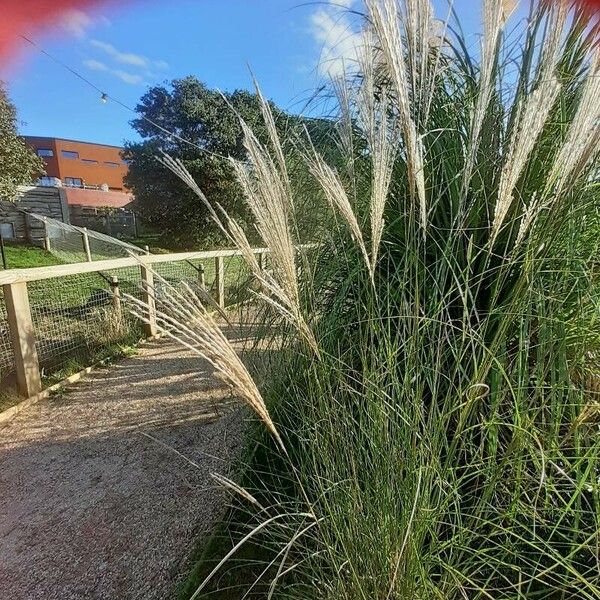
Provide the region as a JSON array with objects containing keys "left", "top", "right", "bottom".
[{"left": 0, "top": 247, "right": 271, "bottom": 285}]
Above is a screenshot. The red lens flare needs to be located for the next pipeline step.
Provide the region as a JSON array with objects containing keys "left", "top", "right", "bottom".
[{"left": 0, "top": 0, "right": 113, "bottom": 64}]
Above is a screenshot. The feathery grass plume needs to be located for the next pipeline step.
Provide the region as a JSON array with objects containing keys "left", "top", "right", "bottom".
[
  {"left": 403, "top": 0, "right": 434, "bottom": 124},
  {"left": 535, "top": 0, "right": 568, "bottom": 84},
  {"left": 514, "top": 192, "right": 543, "bottom": 247},
  {"left": 252, "top": 78, "right": 291, "bottom": 199},
  {"left": 304, "top": 140, "right": 373, "bottom": 279},
  {"left": 462, "top": 0, "right": 510, "bottom": 202},
  {"left": 491, "top": 76, "right": 560, "bottom": 244},
  {"left": 225, "top": 214, "right": 319, "bottom": 354},
  {"left": 157, "top": 111, "right": 318, "bottom": 354},
  {"left": 547, "top": 50, "right": 600, "bottom": 193},
  {"left": 356, "top": 34, "right": 399, "bottom": 270},
  {"left": 124, "top": 275, "right": 284, "bottom": 449},
  {"left": 366, "top": 0, "right": 427, "bottom": 231},
  {"left": 230, "top": 120, "right": 298, "bottom": 299}
]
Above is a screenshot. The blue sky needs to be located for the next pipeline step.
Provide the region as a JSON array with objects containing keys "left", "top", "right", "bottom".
[{"left": 3, "top": 0, "right": 486, "bottom": 147}]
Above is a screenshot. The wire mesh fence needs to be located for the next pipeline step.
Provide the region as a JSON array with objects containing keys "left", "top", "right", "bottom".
[
  {"left": 28, "top": 213, "right": 145, "bottom": 263},
  {"left": 0, "top": 253, "right": 256, "bottom": 394},
  {"left": 0, "top": 296, "right": 13, "bottom": 378},
  {"left": 27, "top": 272, "right": 143, "bottom": 376}
]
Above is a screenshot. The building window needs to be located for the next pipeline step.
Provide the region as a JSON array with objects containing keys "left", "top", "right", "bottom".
[
  {"left": 64, "top": 177, "right": 83, "bottom": 188},
  {"left": 36, "top": 148, "right": 54, "bottom": 157},
  {"left": 104, "top": 161, "right": 119, "bottom": 168},
  {"left": 37, "top": 176, "right": 60, "bottom": 187},
  {"left": 61, "top": 150, "right": 79, "bottom": 159},
  {"left": 0, "top": 223, "right": 15, "bottom": 240},
  {"left": 82, "top": 159, "right": 99, "bottom": 165}
]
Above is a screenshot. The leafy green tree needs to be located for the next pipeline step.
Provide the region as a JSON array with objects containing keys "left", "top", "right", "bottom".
[
  {"left": 0, "top": 85, "right": 44, "bottom": 200},
  {"left": 124, "top": 77, "right": 336, "bottom": 248}
]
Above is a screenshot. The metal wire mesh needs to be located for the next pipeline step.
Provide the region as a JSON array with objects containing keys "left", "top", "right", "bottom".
[
  {"left": 0, "top": 296, "right": 13, "bottom": 376},
  {"left": 0, "top": 254, "right": 255, "bottom": 388},
  {"left": 27, "top": 271, "right": 140, "bottom": 374},
  {"left": 28, "top": 213, "right": 144, "bottom": 264}
]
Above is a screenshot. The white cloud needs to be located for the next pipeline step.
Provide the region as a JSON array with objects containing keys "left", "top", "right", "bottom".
[
  {"left": 83, "top": 59, "right": 108, "bottom": 72},
  {"left": 90, "top": 39, "right": 149, "bottom": 68},
  {"left": 83, "top": 58, "right": 145, "bottom": 86},
  {"left": 310, "top": 6, "right": 363, "bottom": 78},
  {"left": 90, "top": 39, "right": 168, "bottom": 72},
  {"left": 113, "top": 70, "right": 145, "bottom": 85},
  {"left": 58, "top": 9, "right": 93, "bottom": 39}
]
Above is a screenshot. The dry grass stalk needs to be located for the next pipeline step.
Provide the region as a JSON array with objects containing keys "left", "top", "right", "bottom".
[
  {"left": 356, "top": 36, "right": 398, "bottom": 269},
  {"left": 211, "top": 472, "right": 263, "bottom": 508},
  {"left": 124, "top": 276, "right": 283, "bottom": 448},
  {"left": 158, "top": 118, "right": 318, "bottom": 353},
  {"left": 491, "top": 76, "right": 560, "bottom": 243},
  {"left": 304, "top": 143, "right": 373, "bottom": 279},
  {"left": 462, "top": 0, "right": 508, "bottom": 199},
  {"left": 230, "top": 121, "right": 297, "bottom": 299},
  {"left": 547, "top": 50, "right": 600, "bottom": 193},
  {"left": 225, "top": 216, "right": 319, "bottom": 354},
  {"left": 366, "top": 0, "right": 427, "bottom": 231}
]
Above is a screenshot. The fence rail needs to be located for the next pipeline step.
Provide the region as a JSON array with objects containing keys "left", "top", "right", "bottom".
[{"left": 0, "top": 247, "right": 269, "bottom": 398}]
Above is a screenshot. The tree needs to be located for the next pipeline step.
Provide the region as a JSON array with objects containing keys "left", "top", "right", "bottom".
[
  {"left": 0, "top": 85, "right": 44, "bottom": 200},
  {"left": 124, "top": 77, "right": 337, "bottom": 248},
  {"left": 124, "top": 78, "right": 279, "bottom": 247}
]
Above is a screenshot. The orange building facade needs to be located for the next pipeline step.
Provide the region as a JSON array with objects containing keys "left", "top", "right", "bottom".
[{"left": 23, "top": 136, "right": 129, "bottom": 192}]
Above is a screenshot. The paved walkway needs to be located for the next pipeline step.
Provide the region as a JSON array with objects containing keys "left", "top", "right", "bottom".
[{"left": 0, "top": 322, "right": 255, "bottom": 600}]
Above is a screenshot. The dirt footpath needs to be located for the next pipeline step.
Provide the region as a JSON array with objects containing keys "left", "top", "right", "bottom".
[{"left": 0, "top": 325, "right": 254, "bottom": 600}]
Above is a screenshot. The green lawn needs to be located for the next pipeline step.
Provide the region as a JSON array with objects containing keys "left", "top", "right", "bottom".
[{"left": 1, "top": 243, "right": 63, "bottom": 269}]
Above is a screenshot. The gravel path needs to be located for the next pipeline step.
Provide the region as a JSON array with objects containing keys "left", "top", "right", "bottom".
[{"left": 0, "top": 322, "right": 255, "bottom": 600}]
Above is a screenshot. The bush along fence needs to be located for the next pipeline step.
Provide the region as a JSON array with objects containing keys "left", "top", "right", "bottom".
[{"left": 0, "top": 248, "right": 266, "bottom": 398}]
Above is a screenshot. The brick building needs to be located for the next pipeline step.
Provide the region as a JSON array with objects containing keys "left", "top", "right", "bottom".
[
  {"left": 22, "top": 136, "right": 129, "bottom": 192},
  {"left": 0, "top": 137, "right": 140, "bottom": 240}
]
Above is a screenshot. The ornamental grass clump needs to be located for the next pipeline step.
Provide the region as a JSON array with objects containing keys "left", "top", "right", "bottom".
[{"left": 155, "top": 1, "right": 600, "bottom": 598}]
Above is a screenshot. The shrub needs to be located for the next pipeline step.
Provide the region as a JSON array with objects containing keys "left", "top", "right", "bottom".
[{"left": 154, "top": 1, "right": 600, "bottom": 598}]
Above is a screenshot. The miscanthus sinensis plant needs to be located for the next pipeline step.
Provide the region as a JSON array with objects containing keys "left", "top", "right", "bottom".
[{"left": 147, "top": 0, "right": 600, "bottom": 598}]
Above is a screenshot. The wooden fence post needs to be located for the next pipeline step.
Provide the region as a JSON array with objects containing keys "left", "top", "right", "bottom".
[
  {"left": 198, "top": 263, "right": 206, "bottom": 289},
  {"left": 3, "top": 281, "right": 41, "bottom": 397},
  {"left": 82, "top": 227, "right": 92, "bottom": 262},
  {"left": 110, "top": 276, "right": 122, "bottom": 322},
  {"left": 140, "top": 263, "right": 157, "bottom": 336},
  {"left": 215, "top": 256, "right": 225, "bottom": 308},
  {"left": 43, "top": 217, "right": 51, "bottom": 251}
]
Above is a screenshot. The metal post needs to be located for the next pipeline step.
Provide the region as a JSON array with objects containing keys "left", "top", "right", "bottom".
[
  {"left": 0, "top": 232, "right": 6, "bottom": 270},
  {"left": 215, "top": 255, "right": 225, "bottom": 308},
  {"left": 3, "top": 281, "right": 42, "bottom": 397},
  {"left": 82, "top": 227, "right": 92, "bottom": 262}
]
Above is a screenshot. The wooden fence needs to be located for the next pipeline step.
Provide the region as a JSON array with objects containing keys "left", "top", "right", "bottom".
[{"left": 0, "top": 247, "right": 269, "bottom": 398}]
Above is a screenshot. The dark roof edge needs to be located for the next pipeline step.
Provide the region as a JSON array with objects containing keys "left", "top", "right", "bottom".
[{"left": 21, "top": 135, "right": 124, "bottom": 150}]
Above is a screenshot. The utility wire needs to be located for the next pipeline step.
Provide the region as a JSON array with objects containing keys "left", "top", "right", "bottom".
[{"left": 19, "top": 33, "right": 231, "bottom": 161}]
